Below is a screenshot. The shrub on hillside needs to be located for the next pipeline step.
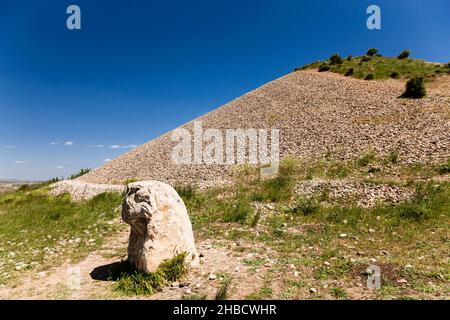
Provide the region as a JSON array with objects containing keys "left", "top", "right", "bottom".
[
  {"left": 329, "top": 54, "right": 343, "bottom": 65},
  {"left": 401, "top": 77, "right": 426, "bottom": 99},
  {"left": 364, "top": 73, "right": 374, "bottom": 80},
  {"left": 346, "top": 55, "right": 353, "bottom": 61},
  {"left": 390, "top": 71, "right": 400, "bottom": 79},
  {"left": 397, "top": 50, "right": 411, "bottom": 59},
  {"left": 345, "top": 68, "right": 354, "bottom": 76},
  {"left": 318, "top": 64, "right": 330, "bottom": 72},
  {"left": 366, "top": 48, "right": 378, "bottom": 57},
  {"left": 361, "top": 56, "right": 372, "bottom": 62},
  {"left": 437, "top": 159, "right": 450, "bottom": 174}
]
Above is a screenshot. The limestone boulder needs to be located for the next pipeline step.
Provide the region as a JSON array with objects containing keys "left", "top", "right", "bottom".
[{"left": 121, "top": 180, "right": 198, "bottom": 273}]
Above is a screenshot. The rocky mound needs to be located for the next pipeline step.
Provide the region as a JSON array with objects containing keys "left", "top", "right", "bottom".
[{"left": 79, "top": 71, "right": 450, "bottom": 185}]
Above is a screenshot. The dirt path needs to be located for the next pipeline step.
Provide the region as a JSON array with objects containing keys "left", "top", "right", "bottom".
[{"left": 0, "top": 229, "right": 268, "bottom": 300}]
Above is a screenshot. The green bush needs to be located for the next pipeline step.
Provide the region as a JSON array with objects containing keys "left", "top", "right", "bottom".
[
  {"left": 398, "top": 50, "right": 411, "bottom": 59},
  {"left": 357, "top": 151, "right": 375, "bottom": 167},
  {"left": 329, "top": 54, "right": 343, "bottom": 65},
  {"left": 390, "top": 71, "right": 400, "bottom": 79},
  {"left": 401, "top": 77, "right": 426, "bottom": 99},
  {"left": 344, "top": 68, "right": 354, "bottom": 76},
  {"left": 364, "top": 73, "right": 374, "bottom": 80},
  {"left": 366, "top": 48, "right": 378, "bottom": 57},
  {"left": 386, "top": 150, "right": 399, "bottom": 164},
  {"left": 361, "top": 56, "right": 372, "bottom": 62},
  {"left": 346, "top": 55, "right": 353, "bottom": 61},
  {"left": 318, "top": 64, "right": 330, "bottom": 72},
  {"left": 437, "top": 159, "right": 450, "bottom": 174}
]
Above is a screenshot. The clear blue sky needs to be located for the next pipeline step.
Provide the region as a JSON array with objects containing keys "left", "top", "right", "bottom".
[{"left": 0, "top": 0, "right": 449, "bottom": 180}]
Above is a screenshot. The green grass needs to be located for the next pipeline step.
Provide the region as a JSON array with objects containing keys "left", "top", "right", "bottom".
[
  {"left": 246, "top": 287, "right": 274, "bottom": 300},
  {"left": 330, "top": 287, "right": 348, "bottom": 299},
  {"left": 215, "top": 275, "right": 231, "bottom": 300},
  {"left": 0, "top": 189, "right": 123, "bottom": 284},
  {"left": 251, "top": 159, "right": 297, "bottom": 202},
  {"left": 437, "top": 159, "right": 450, "bottom": 175},
  {"left": 112, "top": 252, "right": 188, "bottom": 296},
  {"left": 357, "top": 151, "right": 376, "bottom": 167},
  {"left": 124, "top": 177, "right": 140, "bottom": 184},
  {"left": 182, "top": 293, "right": 207, "bottom": 300},
  {"left": 288, "top": 197, "right": 319, "bottom": 216},
  {"left": 220, "top": 197, "right": 253, "bottom": 223},
  {"left": 297, "top": 54, "right": 449, "bottom": 81}
]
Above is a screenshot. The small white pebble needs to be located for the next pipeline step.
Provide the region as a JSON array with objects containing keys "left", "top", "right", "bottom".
[{"left": 208, "top": 274, "right": 217, "bottom": 280}]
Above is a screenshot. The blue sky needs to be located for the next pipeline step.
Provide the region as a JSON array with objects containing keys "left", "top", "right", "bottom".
[{"left": 0, "top": 0, "right": 449, "bottom": 180}]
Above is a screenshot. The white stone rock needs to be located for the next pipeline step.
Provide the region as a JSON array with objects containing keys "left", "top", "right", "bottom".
[
  {"left": 50, "top": 180, "right": 126, "bottom": 201},
  {"left": 208, "top": 274, "right": 217, "bottom": 280},
  {"left": 122, "top": 181, "right": 199, "bottom": 273}
]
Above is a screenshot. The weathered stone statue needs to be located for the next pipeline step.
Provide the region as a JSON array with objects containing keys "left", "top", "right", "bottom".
[{"left": 121, "top": 181, "right": 198, "bottom": 273}]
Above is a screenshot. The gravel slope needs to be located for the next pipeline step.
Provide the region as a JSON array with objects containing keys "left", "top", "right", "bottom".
[{"left": 79, "top": 71, "right": 450, "bottom": 185}]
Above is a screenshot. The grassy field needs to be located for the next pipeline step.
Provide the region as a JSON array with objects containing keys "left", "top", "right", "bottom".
[
  {"left": 297, "top": 53, "right": 450, "bottom": 81},
  {"left": 0, "top": 187, "right": 123, "bottom": 285}
]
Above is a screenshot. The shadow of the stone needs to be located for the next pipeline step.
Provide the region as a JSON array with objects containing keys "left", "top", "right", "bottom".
[{"left": 90, "top": 260, "right": 132, "bottom": 281}]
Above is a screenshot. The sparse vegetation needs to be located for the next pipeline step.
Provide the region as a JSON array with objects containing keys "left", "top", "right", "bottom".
[
  {"left": 297, "top": 51, "right": 445, "bottom": 82},
  {"left": 289, "top": 197, "right": 319, "bottom": 216},
  {"left": 69, "top": 168, "right": 91, "bottom": 180},
  {"left": 386, "top": 150, "right": 399, "bottom": 164},
  {"left": 357, "top": 151, "right": 376, "bottom": 167},
  {"left": 214, "top": 275, "right": 231, "bottom": 300},
  {"left": 437, "top": 159, "right": 450, "bottom": 174},
  {"left": 251, "top": 161, "right": 296, "bottom": 202},
  {"left": 330, "top": 287, "right": 348, "bottom": 299},
  {"left": 220, "top": 197, "right": 252, "bottom": 224},
  {"left": 344, "top": 68, "right": 354, "bottom": 76},
  {"left": 124, "top": 177, "right": 140, "bottom": 184}
]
